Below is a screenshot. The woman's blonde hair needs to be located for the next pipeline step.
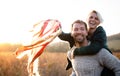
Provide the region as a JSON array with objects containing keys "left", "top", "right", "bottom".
[{"left": 89, "top": 10, "right": 104, "bottom": 23}]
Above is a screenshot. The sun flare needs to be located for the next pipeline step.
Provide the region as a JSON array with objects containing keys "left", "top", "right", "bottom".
[{"left": 0, "top": 29, "right": 32, "bottom": 44}]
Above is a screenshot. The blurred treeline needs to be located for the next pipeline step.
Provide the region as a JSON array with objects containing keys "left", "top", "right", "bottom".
[{"left": 1, "top": 32, "right": 120, "bottom": 52}]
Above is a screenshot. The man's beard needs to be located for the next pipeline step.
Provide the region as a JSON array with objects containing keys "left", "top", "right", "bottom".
[
  {"left": 75, "top": 38, "right": 85, "bottom": 44},
  {"left": 74, "top": 34, "right": 85, "bottom": 43}
]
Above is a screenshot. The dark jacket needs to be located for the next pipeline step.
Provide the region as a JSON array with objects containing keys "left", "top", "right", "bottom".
[
  {"left": 58, "top": 32, "right": 74, "bottom": 48},
  {"left": 74, "top": 26, "right": 112, "bottom": 55},
  {"left": 58, "top": 26, "right": 111, "bottom": 55}
]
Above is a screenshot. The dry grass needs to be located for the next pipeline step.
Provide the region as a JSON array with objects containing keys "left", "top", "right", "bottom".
[
  {"left": 0, "top": 52, "right": 28, "bottom": 76},
  {"left": 113, "top": 52, "right": 120, "bottom": 59},
  {"left": 0, "top": 51, "right": 120, "bottom": 76},
  {"left": 0, "top": 52, "right": 71, "bottom": 76},
  {"left": 38, "top": 52, "right": 72, "bottom": 76}
]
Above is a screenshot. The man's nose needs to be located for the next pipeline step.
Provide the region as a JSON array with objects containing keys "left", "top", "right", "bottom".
[{"left": 76, "top": 30, "right": 82, "bottom": 34}]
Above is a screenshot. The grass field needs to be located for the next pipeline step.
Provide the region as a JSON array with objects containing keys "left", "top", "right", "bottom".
[
  {"left": 0, "top": 51, "right": 120, "bottom": 76},
  {"left": 0, "top": 52, "right": 72, "bottom": 76},
  {"left": 108, "top": 40, "right": 120, "bottom": 50}
]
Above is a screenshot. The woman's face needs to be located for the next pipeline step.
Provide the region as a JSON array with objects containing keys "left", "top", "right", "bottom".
[{"left": 88, "top": 12, "right": 100, "bottom": 29}]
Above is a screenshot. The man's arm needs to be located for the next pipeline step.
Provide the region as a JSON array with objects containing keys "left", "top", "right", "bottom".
[
  {"left": 99, "top": 49, "right": 120, "bottom": 76},
  {"left": 74, "top": 26, "right": 107, "bottom": 55}
]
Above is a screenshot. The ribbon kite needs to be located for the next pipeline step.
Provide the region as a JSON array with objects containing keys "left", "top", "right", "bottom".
[{"left": 15, "top": 19, "right": 62, "bottom": 76}]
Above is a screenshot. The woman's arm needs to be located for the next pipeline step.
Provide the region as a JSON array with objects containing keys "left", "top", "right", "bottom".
[{"left": 58, "top": 31, "right": 74, "bottom": 48}]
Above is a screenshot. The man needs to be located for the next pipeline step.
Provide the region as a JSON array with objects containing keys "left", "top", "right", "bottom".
[
  {"left": 58, "top": 10, "right": 112, "bottom": 72},
  {"left": 67, "top": 20, "right": 120, "bottom": 76}
]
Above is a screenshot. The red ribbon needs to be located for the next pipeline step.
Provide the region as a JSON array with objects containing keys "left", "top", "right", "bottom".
[{"left": 15, "top": 19, "right": 61, "bottom": 64}]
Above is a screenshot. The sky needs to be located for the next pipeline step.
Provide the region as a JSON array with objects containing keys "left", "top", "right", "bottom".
[{"left": 0, "top": 0, "right": 120, "bottom": 43}]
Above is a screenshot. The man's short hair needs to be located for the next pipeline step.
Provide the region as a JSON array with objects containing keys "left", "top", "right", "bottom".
[{"left": 71, "top": 20, "right": 88, "bottom": 31}]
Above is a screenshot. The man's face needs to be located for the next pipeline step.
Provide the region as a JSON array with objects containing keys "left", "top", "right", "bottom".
[
  {"left": 88, "top": 12, "right": 100, "bottom": 29},
  {"left": 71, "top": 23, "right": 88, "bottom": 43}
]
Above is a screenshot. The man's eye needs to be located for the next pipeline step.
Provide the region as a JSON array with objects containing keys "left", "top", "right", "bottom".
[
  {"left": 80, "top": 27, "right": 85, "bottom": 30},
  {"left": 90, "top": 16, "right": 93, "bottom": 19},
  {"left": 74, "top": 28, "right": 78, "bottom": 31},
  {"left": 95, "top": 17, "right": 99, "bottom": 20}
]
